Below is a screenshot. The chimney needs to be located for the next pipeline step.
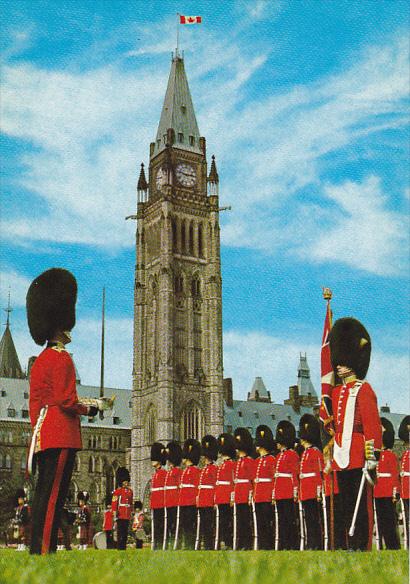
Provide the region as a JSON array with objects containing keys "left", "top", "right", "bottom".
[{"left": 223, "top": 378, "right": 233, "bottom": 407}]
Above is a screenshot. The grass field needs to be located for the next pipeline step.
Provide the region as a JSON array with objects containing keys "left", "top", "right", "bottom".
[{"left": 0, "top": 549, "right": 407, "bottom": 584}]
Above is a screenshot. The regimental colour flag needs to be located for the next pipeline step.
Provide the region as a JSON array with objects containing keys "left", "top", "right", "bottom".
[
  {"left": 319, "top": 288, "right": 335, "bottom": 436},
  {"left": 180, "top": 15, "right": 202, "bottom": 24}
]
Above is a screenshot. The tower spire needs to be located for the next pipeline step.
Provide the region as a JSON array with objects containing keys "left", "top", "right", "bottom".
[
  {"left": 4, "top": 289, "right": 12, "bottom": 328},
  {"left": 137, "top": 163, "right": 148, "bottom": 203},
  {"left": 208, "top": 155, "right": 219, "bottom": 196}
]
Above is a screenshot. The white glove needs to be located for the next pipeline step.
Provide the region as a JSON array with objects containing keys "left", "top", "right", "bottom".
[{"left": 96, "top": 397, "right": 114, "bottom": 411}]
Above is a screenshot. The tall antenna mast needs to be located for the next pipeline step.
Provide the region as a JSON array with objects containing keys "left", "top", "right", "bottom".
[{"left": 99, "top": 287, "right": 105, "bottom": 419}]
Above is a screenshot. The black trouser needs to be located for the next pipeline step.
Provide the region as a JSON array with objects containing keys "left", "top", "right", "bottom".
[
  {"left": 302, "top": 499, "right": 323, "bottom": 550},
  {"left": 152, "top": 508, "right": 164, "bottom": 550},
  {"left": 276, "top": 499, "right": 298, "bottom": 550},
  {"left": 198, "top": 507, "right": 215, "bottom": 550},
  {"left": 116, "top": 519, "right": 129, "bottom": 550},
  {"left": 216, "top": 504, "right": 233, "bottom": 549},
  {"left": 178, "top": 506, "right": 197, "bottom": 550},
  {"left": 375, "top": 498, "right": 400, "bottom": 549},
  {"left": 164, "top": 506, "right": 177, "bottom": 549},
  {"left": 105, "top": 530, "right": 114, "bottom": 549},
  {"left": 255, "top": 502, "right": 274, "bottom": 550},
  {"left": 234, "top": 503, "right": 252, "bottom": 550},
  {"left": 325, "top": 494, "right": 345, "bottom": 549},
  {"left": 30, "top": 448, "right": 76, "bottom": 555},
  {"left": 403, "top": 499, "right": 409, "bottom": 547},
  {"left": 337, "top": 468, "right": 369, "bottom": 551}
]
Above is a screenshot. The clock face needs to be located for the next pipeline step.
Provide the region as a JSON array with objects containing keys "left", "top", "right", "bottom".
[
  {"left": 176, "top": 163, "right": 196, "bottom": 187},
  {"left": 156, "top": 167, "right": 166, "bottom": 191}
]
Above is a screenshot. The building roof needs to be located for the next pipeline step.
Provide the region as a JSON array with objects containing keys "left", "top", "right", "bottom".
[
  {"left": 248, "top": 377, "right": 270, "bottom": 402},
  {"left": 0, "top": 324, "right": 25, "bottom": 379},
  {"left": 153, "top": 55, "right": 202, "bottom": 157},
  {"left": 297, "top": 353, "right": 317, "bottom": 399}
]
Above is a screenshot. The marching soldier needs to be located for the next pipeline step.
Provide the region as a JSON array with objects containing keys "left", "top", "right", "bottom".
[
  {"left": 398, "top": 415, "right": 410, "bottom": 548},
  {"left": 233, "top": 427, "right": 256, "bottom": 550},
  {"left": 273, "top": 420, "right": 299, "bottom": 550},
  {"left": 176, "top": 439, "right": 201, "bottom": 550},
  {"left": 26, "top": 268, "right": 113, "bottom": 555},
  {"left": 14, "top": 489, "right": 30, "bottom": 551},
  {"left": 215, "top": 433, "right": 236, "bottom": 550},
  {"left": 163, "top": 441, "right": 182, "bottom": 550},
  {"left": 253, "top": 425, "right": 276, "bottom": 550},
  {"left": 196, "top": 435, "right": 218, "bottom": 550},
  {"left": 329, "top": 317, "right": 382, "bottom": 551},
  {"left": 103, "top": 495, "right": 114, "bottom": 549},
  {"left": 374, "top": 417, "right": 400, "bottom": 549},
  {"left": 299, "top": 414, "right": 324, "bottom": 550},
  {"left": 75, "top": 492, "right": 91, "bottom": 550},
  {"left": 112, "top": 467, "right": 133, "bottom": 550},
  {"left": 150, "top": 442, "right": 167, "bottom": 550}
]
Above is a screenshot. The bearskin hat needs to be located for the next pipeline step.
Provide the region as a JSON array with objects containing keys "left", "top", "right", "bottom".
[
  {"left": 134, "top": 500, "right": 143, "bottom": 510},
  {"left": 234, "top": 427, "right": 254, "bottom": 456},
  {"left": 255, "top": 425, "right": 275, "bottom": 452},
  {"left": 166, "top": 441, "right": 182, "bottom": 466},
  {"left": 182, "top": 438, "right": 201, "bottom": 465},
  {"left": 299, "top": 414, "right": 321, "bottom": 448},
  {"left": 328, "top": 317, "right": 371, "bottom": 380},
  {"left": 151, "top": 442, "right": 167, "bottom": 466},
  {"left": 380, "top": 417, "right": 395, "bottom": 450},
  {"left": 217, "top": 433, "right": 236, "bottom": 459},
  {"left": 201, "top": 435, "right": 218, "bottom": 461},
  {"left": 275, "top": 420, "right": 296, "bottom": 449},
  {"left": 398, "top": 415, "right": 410, "bottom": 443},
  {"left": 116, "top": 467, "right": 130, "bottom": 485},
  {"left": 26, "top": 268, "right": 77, "bottom": 346},
  {"left": 15, "top": 488, "right": 26, "bottom": 504},
  {"left": 77, "top": 491, "right": 89, "bottom": 503}
]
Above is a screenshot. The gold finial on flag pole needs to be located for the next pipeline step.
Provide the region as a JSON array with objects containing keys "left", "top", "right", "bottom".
[{"left": 322, "top": 287, "right": 332, "bottom": 301}]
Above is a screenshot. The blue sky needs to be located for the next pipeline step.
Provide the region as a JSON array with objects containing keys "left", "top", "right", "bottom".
[{"left": 1, "top": 1, "right": 409, "bottom": 413}]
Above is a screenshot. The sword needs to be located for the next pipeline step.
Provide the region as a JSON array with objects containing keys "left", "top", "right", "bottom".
[
  {"left": 214, "top": 505, "right": 220, "bottom": 551},
  {"left": 322, "top": 491, "right": 329, "bottom": 551},
  {"left": 232, "top": 503, "right": 237, "bottom": 551},
  {"left": 27, "top": 406, "right": 48, "bottom": 475},
  {"left": 173, "top": 506, "right": 180, "bottom": 550},
  {"left": 298, "top": 500, "right": 305, "bottom": 551},
  {"left": 373, "top": 498, "right": 380, "bottom": 550},
  {"left": 348, "top": 467, "right": 368, "bottom": 537},
  {"left": 162, "top": 507, "right": 168, "bottom": 551},
  {"left": 400, "top": 498, "right": 408, "bottom": 550},
  {"left": 251, "top": 498, "right": 258, "bottom": 551},
  {"left": 194, "top": 509, "right": 201, "bottom": 551},
  {"left": 274, "top": 502, "right": 279, "bottom": 551}
]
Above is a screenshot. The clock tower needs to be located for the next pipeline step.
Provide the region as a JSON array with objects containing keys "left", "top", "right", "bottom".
[{"left": 131, "top": 52, "right": 224, "bottom": 498}]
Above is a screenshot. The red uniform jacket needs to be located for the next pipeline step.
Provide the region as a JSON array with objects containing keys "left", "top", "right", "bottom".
[
  {"left": 299, "top": 447, "right": 323, "bottom": 501},
  {"left": 374, "top": 449, "right": 400, "bottom": 498},
  {"left": 29, "top": 346, "right": 88, "bottom": 451},
  {"left": 253, "top": 455, "right": 275, "bottom": 503},
  {"left": 197, "top": 463, "right": 217, "bottom": 508},
  {"left": 215, "top": 459, "right": 235, "bottom": 505},
  {"left": 103, "top": 508, "right": 113, "bottom": 531},
  {"left": 112, "top": 487, "right": 133, "bottom": 520},
  {"left": 324, "top": 468, "right": 340, "bottom": 496},
  {"left": 234, "top": 456, "right": 256, "bottom": 504},
  {"left": 273, "top": 449, "right": 299, "bottom": 500},
  {"left": 178, "top": 465, "right": 200, "bottom": 507},
  {"left": 150, "top": 467, "right": 167, "bottom": 509},
  {"left": 332, "top": 380, "right": 382, "bottom": 471},
  {"left": 164, "top": 467, "right": 181, "bottom": 508},
  {"left": 400, "top": 449, "right": 410, "bottom": 500}
]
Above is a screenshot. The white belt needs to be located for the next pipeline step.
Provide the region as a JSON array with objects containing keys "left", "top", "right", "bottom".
[
  {"left": 275, "top": 473, "right": 292, "bottom": 478},
  {"left": 216, "top": 480, "right": 231, "bottom": 486},
  {"left": 119, "top": 503, "right": 130, "bottom": 507},
  {"left": 198, "top": 485, "right": 214, "bottom": 489},
  {"left": 254, "top": 478, "right": 272, "bottom": 483},
  {"left": 164, "top": 486, "right": 178, "bottom": 490},
  {"left": 300, "top": 472, "right": 318, "bottom": 479},
  {"left": 180, "top": 483, "right": 195, "bottom": 488},
  {"left": 401, "top": 472, "right": 410, "bottom": 477},
  {"left": 151, "top": 487, "right": 164, "bottom": 492},
  {"left": 234, "top": 478, "right": 250, "bottom": 484},
  {"left": 377, "top": 473, "right": 392, "bottom": 478}
]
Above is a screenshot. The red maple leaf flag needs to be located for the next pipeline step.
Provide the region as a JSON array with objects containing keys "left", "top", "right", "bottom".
[
  {"left": 180, "top": 15, "right": 202, "bottom": 24},
  {"left": 319, "top": 288, "right": 335, "bottom": 434}
]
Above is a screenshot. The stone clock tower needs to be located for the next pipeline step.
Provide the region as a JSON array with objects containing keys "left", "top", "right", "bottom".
[{"left": 130, "top": 52, "right": 224, "bottom": 498}]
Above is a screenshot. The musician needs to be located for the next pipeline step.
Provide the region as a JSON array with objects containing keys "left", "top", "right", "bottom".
[
  {"left": 398, "top": 415, "right": 410, "bottom": 547},
  {"left": 177, "top": 439, "right": 201, "bottom": 550},
  {"left": 112, "top": 467, "right": 133, "bottom": 550},
  {"left": 75, "top": 492, "right": 91, "bottom": 550},
  {"left": 150, "top": 442, "right": 167, "bottom": 550},
  {"left": 197, "top": 435, "right": 218, "bottom": 550},
  {"left": 163, "top": 441, "right": 182, "bottom": 549},
  {"left": 14, "top": 489, "right": 30, "bottom": 551},
  {"left": 253, "top": 425, "right": 276, "bottom": 550},
  {"left": 132, "top": 501, "right": 145, "bottom": 549},
  {"left": 273, "top": 420, "right": 299, "bottom": 550},
  {"left": 233, "top": 427, "right": 256, "bottom": 550},
  {"left": 329, "top": 317, "right": 382, "bottom": 551},
  {"left": 103, "top": 495, "right": 114, "bottom": 549},
  {"left": 215, "top": 433, "right": 236, "bottom": 550}
]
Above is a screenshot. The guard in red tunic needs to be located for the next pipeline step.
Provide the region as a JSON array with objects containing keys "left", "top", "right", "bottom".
[
  {"left": 176, "top": 439, "right": 201, "bottom": 550},
  {"left": 103, "top": 495, "right": 114, "bottom": 549},
  {"left": 26, "top": 269, "right": 112, "bottom": 555},
  {"left": 196, "top": 435, "right": 218, "bottom": 550},
  {"left": 253, "top": 425, "right": 276, "bottom": 550},
  {"left": 373, "top": 417, "right": 400, "bottom": 549},
  {"left": 273, "top": 420, "right": 299, "bottom": 550},
  {"left": 112, "top": 467, "right": 133, "bottom": 550},
  {"left": 398, "top": 415, "right": 410, "bottom": 548},
  {"left": 233, "top": 427, "right": 256, "bottom": 550},
  {"left": 163, "top": 441, "right": 182, "bottom": 550},
  {"left": 329, "top": 317, "right": 382, "bottom": 551},
  {"left": 215, "top": 433, "right": 236, "bottom": 550},
  {"left": 75, "top": 492, "right": 92, "bottom": 550},
  {"left": 299, "top": 414, "right": 324, "bottom": 550},
  {"left": 150, "top": 442, "right": 167, "bottom": 550}
]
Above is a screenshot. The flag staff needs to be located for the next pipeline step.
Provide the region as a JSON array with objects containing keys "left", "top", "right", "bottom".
[
  {"left": 176, "top": 13, "right": 180, "bottom": 56},
  {"left": 99, "top": 287, "right": 105, "bottom": 420}
]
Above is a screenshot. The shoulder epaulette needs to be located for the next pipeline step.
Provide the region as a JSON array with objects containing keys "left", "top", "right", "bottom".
[{"left": 51, "top": 342, "right": 67, "bottom": 353}]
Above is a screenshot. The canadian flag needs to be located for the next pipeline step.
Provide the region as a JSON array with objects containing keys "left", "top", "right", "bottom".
[{"left": 180, "top": 15, "right": 202, "bottom": 24}]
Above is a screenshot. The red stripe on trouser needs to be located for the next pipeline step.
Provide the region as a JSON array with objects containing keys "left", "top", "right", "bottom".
[{"left": 41, "top": 450, "right": 68, "bottom": 555}]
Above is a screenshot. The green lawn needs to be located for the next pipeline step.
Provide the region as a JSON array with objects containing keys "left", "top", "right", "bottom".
[{"left": 0, "top": 549, "right": 407, "bottom": 584}]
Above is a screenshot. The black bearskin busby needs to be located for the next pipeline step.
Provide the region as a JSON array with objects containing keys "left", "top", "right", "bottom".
[
  {"left": 26, "top": 268, "right": 77, "bottom": 346},
  {"left": 234, "top": 427, "right": 254, "bottom": 456},
  {"left": 201, "top": 435, "right": 218, "bottom": 461},
  {"left": 15, "top": 488, "right": 26, "bottom": 505},
  {"left": 275, "top": 420, "right": 296, "bottom": 449},
  {"left": 77, "top": 491, "right": 89, "bottom": 504},
  {"left": 328, "top": 317, "right": 371, "bottom": 380},
  {"left": 166, "top": 441, "right": 182, "bottom": 466},
  {"left": 151, "top": 442, "right": 167, "bottom": 466},
  {"left": 116, "top": 467, "right": 130, "bottom": 485},
  {"left": 380, "top": 417, "right": 395, "bottom": 450},
  {"left": 134, "top": 500, "right": 143, "bottom": 510},
  {"left": 217, "top": 433, "right": 236, "bottom": 459},
  {"left": 398, "top": 415, "right": 410, "bottom": 443},
  {"left": 255, "top": 425, "right": 275, "bottom": 452},
  {"left": 182, "top": 438, "right": 201, "bottom": 465},
  {"left": 299, "top": 414, "right": 321, "bottom": 448}
]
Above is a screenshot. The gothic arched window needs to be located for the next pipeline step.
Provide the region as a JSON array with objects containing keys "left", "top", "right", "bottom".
[
  {"left": 181, "top": 402, "right": 205, "bottom": 441},
  {"left": 144, "top": 405, "right": 156, "bottom": 445},
  {"left": 198, "top": 223, "right": 203, "bottom": 258},
  {"left": 181, "top": 220, "right": 186, "bottom": 253},
  {"left": 5, "top": 454, "right": 12, "bottom": 469},
  {"left": 89, "top": 456, "right": 95, "bottom": 473},
  {"left": 189, "top": 222, "right": 194, "bottom": 255},
  {"left": 172, "top": 218, "right": 178, "bottom": 252}
]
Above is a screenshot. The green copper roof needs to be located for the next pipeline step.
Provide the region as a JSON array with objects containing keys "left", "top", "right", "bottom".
[
  {"left": 297, "top": 353, "right": 318, "bottom": 398},
  {"left": 154, "top": 55, "right": 202, "bottom": 157}
]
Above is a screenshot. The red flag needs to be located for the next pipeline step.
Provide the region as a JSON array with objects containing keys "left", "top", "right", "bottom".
[
  {"left": 180, "top": 15, "right": 202, "bottom": 24},
  {"left": 319, "top": 288, "right": 334, "bottom": 434}
]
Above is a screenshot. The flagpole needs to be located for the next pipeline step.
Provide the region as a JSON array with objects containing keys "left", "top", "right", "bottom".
[
  {"left": 99, "top": 287, "right": 105, "bottom": 420},
  {"left": 176, "top": 13, "right": 180, "bottom": 56}
]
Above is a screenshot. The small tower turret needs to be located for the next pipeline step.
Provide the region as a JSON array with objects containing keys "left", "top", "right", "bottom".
[
  {"left": 137, "top": 163, "right": 148, "bottom": 203},
  {"left": 207, "top": 155, "right": 219, "bottom": 196}
]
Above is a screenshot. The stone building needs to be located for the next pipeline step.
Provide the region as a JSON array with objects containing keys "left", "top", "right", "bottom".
[{"left": 130, "top": 51, "right": 224, "bottom": 497}]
